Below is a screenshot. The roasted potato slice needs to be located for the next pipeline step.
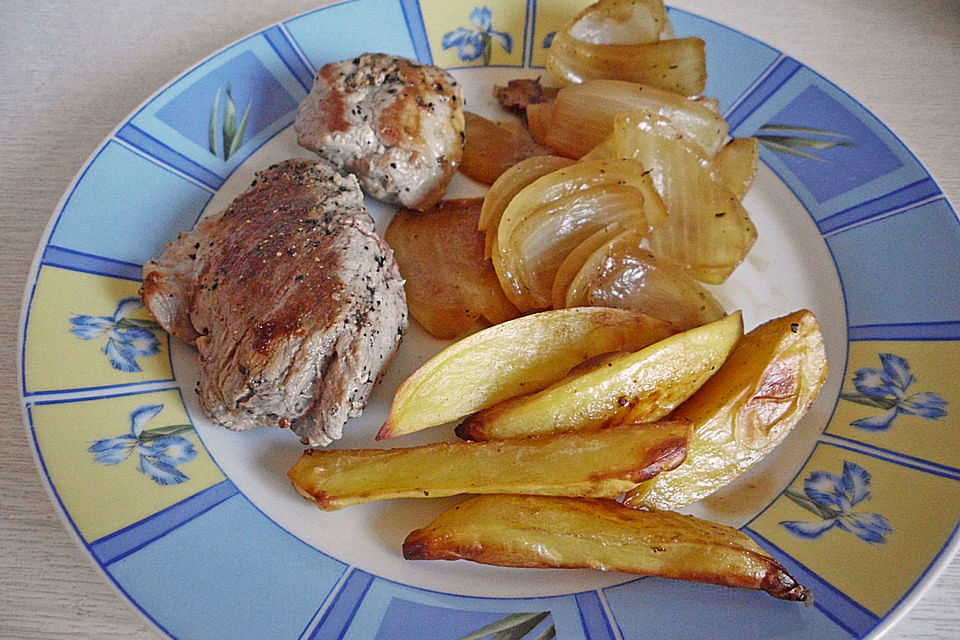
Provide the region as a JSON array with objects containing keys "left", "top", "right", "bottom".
[
  {"left": 385, "top": 198, "right": 518, "bottom": 340},
  {"left": 290, "top": 420, "right": 691, "bottom": 510},
  {"left": 403, "top": 494, "right": 809, "bottom": 601},
  {"left": 378, "top": 308, "right": 675, "bottom": 439},
  {"left": 460, "top": 112, "right": 553, "bottom": 185},
  {"left": 457, "top": 312, "right": 742, "bottom": 441},
  {"left": 624, "top": 310, "right": 828, "bottom": 509}
]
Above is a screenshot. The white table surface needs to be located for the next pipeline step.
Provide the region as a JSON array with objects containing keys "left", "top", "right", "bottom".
[{"left": 1, "top": 1, "right": 958, "bottom": 638}]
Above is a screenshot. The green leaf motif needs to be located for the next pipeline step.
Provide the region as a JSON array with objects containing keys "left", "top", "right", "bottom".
[
  {"left": 783, "top": 486, "right": 840, "bottom": 520},
  {"left": 759, "top": 124, "right": 849, "bottom": 138},
  {"left": 139, "top": 423, "right": 194, "bottom": 442},
  {"left": 530, "top": 624, "right": 556, "bottom": 640},
  {"left": 839, "top": 391, "right": 897, "bottom": 410},
  {"left": 757, "top": 123, "right": 854, "bottom": 164},
  {"left": 208, "top": 87, "right": 221, "bottom": 157},
  {"left": 458, "top": 612, "right": 551, "bottom": 640},
  {"left": 228, "top": 100, "right": 252, "bottom": 159},
  {"left": 223, "top": 84, "right": 237, "bottom": 158}
]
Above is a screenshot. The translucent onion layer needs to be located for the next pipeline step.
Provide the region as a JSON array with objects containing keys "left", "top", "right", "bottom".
[
  {"left": 509, "top": 185, "right": 649, "bottom": 310},
  {"left": 480, "top": 155, "right": 575, "bottom": 258},
  {"left": 587, "top": 111, "right": 756, "bottom": 284},
  {"left": 532, "top": 80, "right": 729, "bottom": 158},
  {"left": 564, "top": 229, "right": 725, "bottom": 331}
]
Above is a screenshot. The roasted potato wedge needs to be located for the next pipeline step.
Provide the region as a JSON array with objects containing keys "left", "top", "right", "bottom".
[
  {"left": 290, "top": 420, "right": 691, "bottom": 510},
  {"left": 624, "top": 310, "right": 828, "bottom": 509},
  {"left": 402, "top": 494, "right": 809, "bottom": 601},
  {"left": 379, "top": 307, "right": 675, "bottom": 439},
  {"left": 460, "top": 112, "right": 553, "bottom": 185},
  {"left": 458, "top": 312, "right": 742, "bottom": 440},
  {"left": 385, "top": 198, "right": 518, "bottom": 340}
]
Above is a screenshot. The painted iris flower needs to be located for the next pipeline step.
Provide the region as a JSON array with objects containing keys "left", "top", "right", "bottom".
[
  {"left": 840, "top": 353, "right": 948, "bottom": 431},
  {"left": 780, "top": 461, "right": 892, "bottom": 544},
  {"left": 69, "top": 296, "right": 162, "bottom": 373},
  {"left": 442, "top": 7, "right": 513, "bottom": 65},
  {"left": 88, "top": 404, "right": 197, "bottom": 486}
]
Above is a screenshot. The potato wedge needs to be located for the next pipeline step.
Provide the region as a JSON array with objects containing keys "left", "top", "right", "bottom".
[
  {"left": 290, "top": 420, "right": 691, "bottom": 510},
  {"left": 460, "top": 112, "right": 553, "bottom": 185},
  {"left": 624, "top": 310, "right": 828, "bottom": 509},
  {"left": 378, "top": 308, "right": 675, "bottom": 439},
  {"left": 385, "top": 199, "right": 518, "bottom": 340},
  {"left": 402, "top": 494, "right": 809, "bottom": 601},
  {"left": 458, "top": 312, "right": 742, "bottom": 440}
]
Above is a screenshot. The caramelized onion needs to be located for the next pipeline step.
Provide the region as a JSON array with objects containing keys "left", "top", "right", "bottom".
[
  {"left": 533, "top": 80, "right": 728, "bottom": 158},
  {"left": 715, "top": 137, "right": 759, "bottom": 200},
  {"left": 549, "top": 31, "right": 707, "bottom": 95},
  {"left": 509, "top": 185, "right": 648, "bottom": 310},
  {"left": 564, "top": 230, "right": 725, "bottom": 330},
  {"left": 552, "top": 223, "right": 624, "bottom": 309},
  {"left": 567, "top": 0, "right": 666, "bottom": 45},
  {"left": 587, "top": 111, "right": 756, "bottom": 284},
  {"left": 480, "top": 156, "right": 575, "bottom": 258},
  {"left": 494, "top": 158, "right": 661, "bottom": 311}
]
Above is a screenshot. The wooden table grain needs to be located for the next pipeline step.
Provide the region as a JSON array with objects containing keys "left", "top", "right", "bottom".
[{"left": 1, "top": 1, "right": 958, "bottom": 638}]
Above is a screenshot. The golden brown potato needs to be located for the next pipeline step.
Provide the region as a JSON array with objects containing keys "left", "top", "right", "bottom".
[
  {"left": 457, "top": 312, "right": 742, "bottom": 441},
  {"left": 460, "top": 112, "right": 553, "bottom": 185},
  {"left": 624, "top": 310, "right": 828, "bottom": 509},
  {"left": 402, "top": 494, "right": 809, "bottom": 601},
  {"left": 290, "top": 420, "right": 691, "bottom": 510},
  {"left": 385, "top": 198, "right": 518, "bottom": 340},
  {"left": 378, "top": 307, "right": 675, "bottom": 440}
]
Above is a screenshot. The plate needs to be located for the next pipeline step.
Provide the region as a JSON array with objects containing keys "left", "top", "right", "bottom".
[{"left": 17, "top": 1, "right": 960, "bottom": 638}]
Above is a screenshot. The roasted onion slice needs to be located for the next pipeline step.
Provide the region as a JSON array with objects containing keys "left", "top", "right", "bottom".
[
  {"left": 563, "top": 230, "right": 724, "bottom": 330},
  {"left": 494, "top": 158, "right": 663, "bottom": 311},
  {"left": 480, "top": 155, "right": 575, "bottom": 258},
  {"left": 508, "top": 186, "right": 648, "bottom": 310},
  {"left": 552, "top": 223, "right": 624, "bottom": 309},
  {"left": 588, "top": 111, "right": 756, "bottom": 284},
  {"left": 532, "top": 80, "right": 728, "bottom": 158},
  {"left": 566, "top": 0, "right": 667, "bottom": 45},
  {"left": 549, "top": 31, "right": 707, "bottom": 96},
  {"left": 715, "top": 136, "right": 760, "bottom": 200}
]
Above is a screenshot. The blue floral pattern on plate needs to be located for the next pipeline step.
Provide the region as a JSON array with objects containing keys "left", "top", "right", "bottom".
[
  {"left": 69, "top": 296, "right": 163, "bottom": 373},
  {"left": 443, "top": 7, "right": 513, "bottom": 65},
  {"left": 88, "top": 403, "right": 197, "bottom": 486},
  {"left": 840, "top": 353, "right": 948, "bottom": 431},
  {"left": 780, "top": 461, "right": 893, "bottom": 544}
]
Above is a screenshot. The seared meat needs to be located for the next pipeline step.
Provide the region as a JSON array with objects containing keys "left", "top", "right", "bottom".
[
  {"left": 141, "top": 159, "right": 407, "bottom": 446},
  {"left": 295, "top": 53, "right": 464, "bottom": 211}
]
